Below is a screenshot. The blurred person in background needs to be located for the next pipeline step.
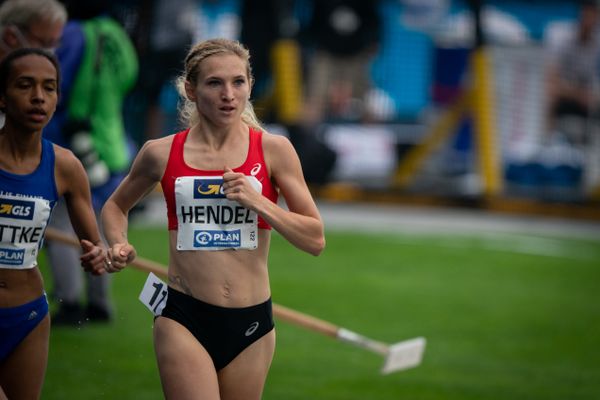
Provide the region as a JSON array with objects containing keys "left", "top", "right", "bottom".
[
  {"left": 43, "top": 1, "right": 138, "bottom": 325},
  {"left": 546, "top": 0, "right": 600, "bottom": 145},
  {"left": 239, "top": 0, "right": 282, "bottom": 121},
  {"left": 128, "top": 0, "right": 195, "bottom": 143},
  {"left": 241, "top": 0, "right": 339, "bottom": 186},
  {"left": 0, "top": 0, "right": 64, "bottom": 60},
  {"left": 101, "top": 38, "right": 324, "bottom": 400},
  {"left": 0, "top": 47, "right": 107, "bottom": 400},
  {"left": 281, "top": 0, "right": 384, "bottom": 186},
  {"left": 300, "top": 0, "right": 382, "bottom": 125}
]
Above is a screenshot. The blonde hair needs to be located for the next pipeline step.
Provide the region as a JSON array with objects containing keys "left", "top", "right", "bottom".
[{"left": 176, "top": 38, "right": 262, "bottom": 130}]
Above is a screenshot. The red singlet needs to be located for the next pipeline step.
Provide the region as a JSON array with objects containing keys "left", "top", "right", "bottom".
[{"left": 161, "top": 128, "right": 279, "bottom": 231}]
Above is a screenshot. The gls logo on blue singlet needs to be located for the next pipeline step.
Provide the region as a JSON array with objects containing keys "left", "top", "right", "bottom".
[{"left": 0, "top": 199, "right": 35, "bottom": 220}]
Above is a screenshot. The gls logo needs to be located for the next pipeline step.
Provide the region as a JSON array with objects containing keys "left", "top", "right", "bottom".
[
  {"left": 0, "top": 199, "right": 35, "bottom": 220},
  {"left": 193, "top": 179, "right": 226, "bottom": 199}
]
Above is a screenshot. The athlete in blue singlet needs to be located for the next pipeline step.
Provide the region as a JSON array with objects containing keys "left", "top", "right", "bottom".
[{"left": 0, "top": 48, "right": 107, "bottom": 400}]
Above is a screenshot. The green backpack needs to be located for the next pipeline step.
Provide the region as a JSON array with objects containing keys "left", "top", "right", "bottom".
[{"left": 66, "top": 16, "right": 138, "bottom": 179}]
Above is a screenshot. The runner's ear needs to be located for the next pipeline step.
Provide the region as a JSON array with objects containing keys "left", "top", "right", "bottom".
[{"left": 184, "top": 80, "right": 196, "bottom": 101}]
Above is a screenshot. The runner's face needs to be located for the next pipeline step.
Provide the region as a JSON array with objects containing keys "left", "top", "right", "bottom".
[
  {"left": 0, "top": 54, "right": 58, "bottom": 131},
  {"left": 188, "top": 53, "right": 250, "bottom": 127}
]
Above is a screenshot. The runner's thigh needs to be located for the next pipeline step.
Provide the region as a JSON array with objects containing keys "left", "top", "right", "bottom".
[
  {"left": 0, "top": 315, "right": 49, "bottom": 399},
  {"left": 218, "top": 329, "right": 276, "bottom": 400},
  {"left": 154, "top": 317, "right": 220, "bottom": 400}
]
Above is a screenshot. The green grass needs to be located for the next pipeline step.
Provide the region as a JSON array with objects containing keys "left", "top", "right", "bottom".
[{"left": 38, "top": 226, "right": 600, "bottom": 399}]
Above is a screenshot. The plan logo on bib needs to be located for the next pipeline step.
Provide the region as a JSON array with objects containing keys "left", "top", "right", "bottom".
[
  {"left": 0, "top": 248, "right": 25, "bottom": 265},
  {"left": 194, "top": 229, "right": 241, "bottom": 248}
]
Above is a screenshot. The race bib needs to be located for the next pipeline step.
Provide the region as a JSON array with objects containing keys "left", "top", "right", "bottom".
[
  {"left": 139, "top": 273, "right": 168, "bottom": 316},
  {"left": 174, "top": 176, "right": 261, "bottom": 251},
  {"left": 0, "top": 194, "right": 51, "bottom": 269}
]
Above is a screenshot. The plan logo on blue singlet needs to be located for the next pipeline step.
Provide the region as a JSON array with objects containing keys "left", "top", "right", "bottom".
[
  {"left": 194, "top": 179, "right": 226, "bottom": 199},
  {"left": 0, "top": 248, "right": 25, "bottom": 265},
  {"left": 0, "top": 199, "right": 35, "bottom": 220},
  {"left": 194, "top": 230, "right": 241, "bottom": 248}
]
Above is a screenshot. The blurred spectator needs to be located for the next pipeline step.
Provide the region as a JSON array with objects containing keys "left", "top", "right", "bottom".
[
  {"left": 277, "top": 0, "right": 385, "bottom": 185},
  {"left": 546, "top": 0, "right": 600, "bottom": 145},
  {"left": 130, "top": 0, "right": 195, "bottom": 141},
  {"left": 300, "top": 0, "right": 382, "bottom": 125},
  {"left": 240, "top": 0, "right": 304, "bottom": 123},
  {"left": 0, "top": 0, "right": 64, "bottom": 58},
  {"left": 129, "top": 0, "right": 241, "bottom": 143},
  {"left": 239, "top": 0, "right": 281, "bottom": 120},
  {"left": 44, "top": 7, "right": 138, "bottom": 325}
]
